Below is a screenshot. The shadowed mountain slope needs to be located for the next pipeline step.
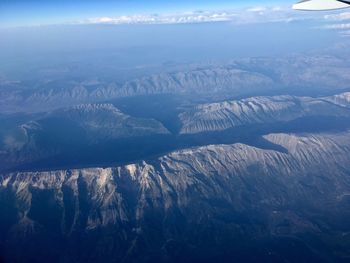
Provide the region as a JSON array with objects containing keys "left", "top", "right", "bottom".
[{"left": 1, "top": 131, "right": 350, "bottom": 263}]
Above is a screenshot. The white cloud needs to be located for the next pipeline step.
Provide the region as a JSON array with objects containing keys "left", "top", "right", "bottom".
[
  {"left": 324, "top": 23, "right": 350, "bottom": 29},
  {"left": 72, "top": 6, "right": 325, "bottom": 26},
  {"left": 322, "top": 12, "right": 350, "bottom": 34},
  {"left": 82, "top": 12, "right": 237, "bottom": 25},
  {"left": 246, "top": 7, "right": 267, "bottom": 12},
  {"left": 272, "top": 7, "right": 283, "bottom": 12},
  {"left": 324, "top": 12, "right": 350, "bottom": 21}
]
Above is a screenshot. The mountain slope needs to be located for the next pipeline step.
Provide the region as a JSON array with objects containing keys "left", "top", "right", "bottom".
[
  {"left": 1, "top": 131, "right": 350, "bottom": 262},
  {"left": 326, "top": 92, "right": 350, "bottom": 107},
  {"left": 3, "top": 55, "right": 350, "bottom": 113},
  {"left": 179, "top": 93, "right": 350, "bottom": 134},
  {"left": 48, "top": 103, "right": 169, "bottom": 140},
  {"left": 0, "top": 104, "right": 169, "bottom": 172}
]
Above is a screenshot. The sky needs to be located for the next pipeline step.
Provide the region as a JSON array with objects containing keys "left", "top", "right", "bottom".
[
  {"left": 1, "top": 0, "right": 350, "bottom": 81},
  {"left": 0, "top": 0, "right": 293, "bottom": 26}
]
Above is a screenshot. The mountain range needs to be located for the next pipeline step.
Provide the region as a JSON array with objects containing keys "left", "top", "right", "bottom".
[{"left": 1, "top": 131, "right": 350, "bottom": 262}]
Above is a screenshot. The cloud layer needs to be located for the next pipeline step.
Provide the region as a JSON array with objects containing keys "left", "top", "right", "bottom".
[
  {"left": 84, "top": 12, "right": 236, "bottom": 25},
  {"left": 78, "top": 6, "right": 318, "bottom": 26},
  {"left": 73, "top": 4, "right": 350, "bottom": 38},
  {"left": 324, "top": 12, "right": 350, "bottom": 21},
  {"left": 324, "top": 11, "right": 350, "bottom": 35}
]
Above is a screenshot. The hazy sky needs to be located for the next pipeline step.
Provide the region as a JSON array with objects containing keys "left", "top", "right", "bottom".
[
  {"left": 1, "top": 0, "right": 294, "bottom": 26},
  {"left": 0, "top": 0, "right": 348, "bottom": 81}
]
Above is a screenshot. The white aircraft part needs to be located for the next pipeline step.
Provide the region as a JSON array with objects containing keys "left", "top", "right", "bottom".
[{"left": 293, "top": 0, "right": 350, "bottom": 10}]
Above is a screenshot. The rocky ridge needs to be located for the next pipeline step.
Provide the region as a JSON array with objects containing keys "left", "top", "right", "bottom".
[
  {"left": 179, "top": 93, "right": 350, "bottom": 134},
  {"left": 1, "top": 131, "right": 350, "bottom": 262},
  {"left": 3, "top": 55, "right": 350, "bottom": 113}
]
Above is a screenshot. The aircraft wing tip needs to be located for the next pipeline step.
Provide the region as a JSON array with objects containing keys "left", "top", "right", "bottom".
[{"left": 293, "top": 0, "right": 350, "bottom": 11}]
